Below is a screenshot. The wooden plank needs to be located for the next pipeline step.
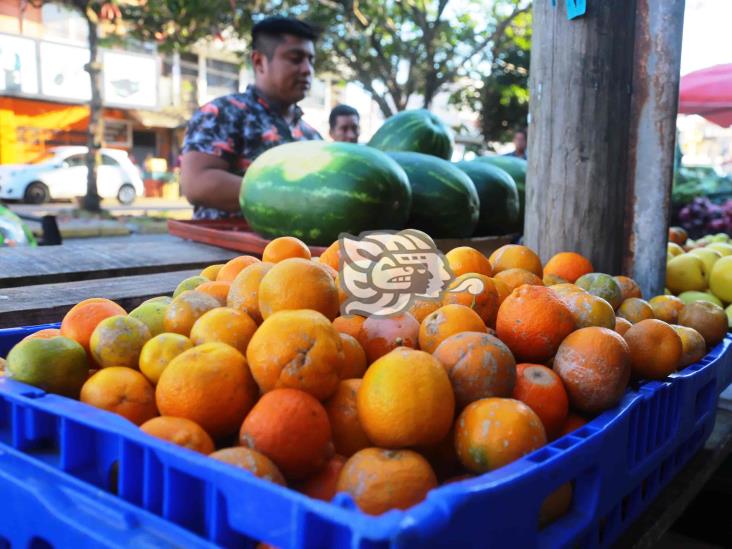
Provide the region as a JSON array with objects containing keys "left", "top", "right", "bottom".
[
  {"left": 0, "top": 269, "right": 201, "bottom": 328},
  {"left": 0, "top": 237, "right": 237, "bottom": 288}
]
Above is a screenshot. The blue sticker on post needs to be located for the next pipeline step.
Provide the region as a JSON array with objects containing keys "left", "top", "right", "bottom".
[{"left": 551, "top": 0, "right": 587, "bottom": 19}]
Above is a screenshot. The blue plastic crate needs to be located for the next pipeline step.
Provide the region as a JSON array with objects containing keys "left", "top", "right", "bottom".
[{"left": 0, "top": 324, "right": 730, "bottom": 548}]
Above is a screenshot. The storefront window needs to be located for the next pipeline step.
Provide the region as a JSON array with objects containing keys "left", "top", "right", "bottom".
[{"left": 41, "top": 3, "right": 88, "bottom": 44}]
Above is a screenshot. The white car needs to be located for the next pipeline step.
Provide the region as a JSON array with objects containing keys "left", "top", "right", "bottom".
[{"left": 0, "top": 147, "right": 144, "bottom": 205}]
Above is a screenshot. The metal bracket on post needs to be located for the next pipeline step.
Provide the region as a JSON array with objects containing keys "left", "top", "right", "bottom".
[{"left": 551, "top": 0, "right": 587, "bottom": 19}]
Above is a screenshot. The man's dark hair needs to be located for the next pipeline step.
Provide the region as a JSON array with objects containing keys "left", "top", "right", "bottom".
[
  {"left": 515, "top": 128, "right": 527, "bottom": 137},
  {"left": 329, "top": 104, "right": 360, "bottom": 129},
  {"left": 252, "top": 16, "right": 320, "bottom": 59}
]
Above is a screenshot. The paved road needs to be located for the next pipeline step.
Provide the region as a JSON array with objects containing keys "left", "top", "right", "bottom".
[{"left": 7, "top": 197, "right": 193, "bottom": 218}]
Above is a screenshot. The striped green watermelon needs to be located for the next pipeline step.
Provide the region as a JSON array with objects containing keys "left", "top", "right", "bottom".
[
  {"left": 474, "top": 155, "right": 527, "bottom": 229},
  {"left": 455, "top": 160, "right": 519, "bottom": 235},
  {"left": 387, "top": 152, "right": 479, "bottom": 238},
  {"left": 368, "top": 109, "right": 454, "bottom": 160},
  {"left": 240, "top": 141, "right": 412, "bottom": 245}
]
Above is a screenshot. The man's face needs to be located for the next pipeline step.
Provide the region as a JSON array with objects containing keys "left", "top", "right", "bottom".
[
  {"left": 253, "top": 35, "right": 314, "bottom": 105},
  {"left": 330, "top": 115, "right": 360, "bottom": 143},
  {"left": 513, "top": 132, "right": 527, "bottom": 153}
]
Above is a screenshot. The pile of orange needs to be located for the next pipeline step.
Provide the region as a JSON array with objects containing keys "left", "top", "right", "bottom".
[{"left": 3, "top": 234, "right": 724, "bottom": 528}]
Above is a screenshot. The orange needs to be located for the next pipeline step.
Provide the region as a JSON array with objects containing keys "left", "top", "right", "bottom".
[
  {"left": 445, "top": 246, "right": 493, "bottom": 277},
  {"left": 216, "top": 255, "right": 261, "bottom": 282},
  {"left": 319, "top": 240, "right": 341, "bottom": 271},
  {"left": 492, "top": 278, "right": 511, "bottom": 305},
  {"left": 493, "top": 268, "right": 543, "bottom": 292},
  {"left": 543, "top": 274, "right": 569, "bottom": 286},
  {"left": 89, "top": 315, "right": 151, "bottom": 369},
  {"left": 156, "top": 342, "right": 258, "bottom": 439},
  {"left": 623, "top": 319, "right": 682, "bottom": 380},
  {"left": 575, "top": 273, "right": 623, "bottom": 310},
  {"left": 442, "top": 274, "right": 500, "bottom": 327},
  {"left": 163, "top": 290, "right": 220, "bottom": 336},
  {"left": 540, "top": 483, "right": 573, "bottom": 527},
  {"left": 324, "top": 379, "right": 371, "bottom": 457},
  {"left": 649, "top": 295, "right": 685, "bottom": 324},
  {"left": 558, "top": 413, "right": 588, "bottom": 437},
  {"left": 22, "top": 328, "right": 62, "bottom": 341},
  {"left": 81, "top": 367, "right": 158, "bottom": 425},
  {"left": 672, "top": 325, "right": 707, "bottom": 368},
  {"left": 210, "top": 447, "right": 286, "bottom": 485},
  {"left": 488, "top": 244, "right": 543, "bottom": 277},
  {"left": 258, "top": 258, "right": 340, "bottom": 321},
  {"left": 553, "top": 327, "right": 631, "bottom": 414},
  {"left": 616, "top": 298, "right": 654, "bottom": 324},
  {"left": 614, "top": 276, "right": 642, "bottom": 301},
  {"left": 407, "top": 299, "right": 441, "bottom": 323},
  {"left": 417, "top": 426, "right": 463, "bottom": 482},
  {"left": 338, "top": 334, "right": 367, "bottom": 379},
  {"left": 200, "top": 263, "right": 224, "bottom": 280},
  {"left": 668, "top": 226, "right": 688, "bottom": 246},
  {"left": 357, "top": 312, "right": 419, "bottom": 364},
  {"left": 543, "top": 252, "right": 593, "bottom": 283},
  {"left": 512, "top": 364, "right": 569, "bottom": 440},
  {"left": 227, "top": 262, "right": 273, "bottom": 324},
  {"left": 332, "top": 314, "right": 366, "bottom": 339},
  {"left": 556, "top": 291, "right": 616, "bottom": 330},
  {"left": 357, "top": 347, "right": 454, "bottom": 448},
  {"left": 139, "top": 333, "right": 194, "bottom": 385},
  {"left": 614, "top": 317, "right": 633, "bottom": 336},
  {"left": 262, "top": 236, "right": 311, "bottom": 263},
  {"left": 294, "top": 454, "right": 346, "bottom": 501},
  {"left": 432, "top": 332, "right": 516, "bottom": 408},
  {"left": 550, "top": 283, "right": 587, "bottom": 298},
  {"left": 189, "top": 307, "right": 257, "bottom": 354},
  {"left": 247, "top": 309, "right": 343, "bottom": 401},
  {"left": 678, "top": 301, "right": 727, "bottom": 347},
  {"left": 140, "top": 416, "right": 215, "bottom": 454},
  {"left": 60, "top": 298, "right": 127, "bottom": 356},
  {"left": 195, "top": 281, "right": 231, "bottom": 305},
  {"left": 419, "top": 304, "right": 487, "bottom": 354},
  {"left": 496, "top": 285, "right": 575, "bottom": 362},
  {"left": 240, "top": 388, "right": 332, "bottom": 480},
  {"left": 455, "top": 397, "right": 547, "bottom": 473},
  {"left": 336, "top": 448, "right": 437, "bottom": 515},
  {"left": 314, "top": 260, "right": 338, "bottom": 280}
]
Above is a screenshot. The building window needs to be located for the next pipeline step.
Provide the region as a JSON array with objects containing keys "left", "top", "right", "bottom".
[
  {"left": 206, "top": 58, "right": 239, "bottom": 95},
  {"left": 41, "top": 3, "right": 88, "bottom": 44}
]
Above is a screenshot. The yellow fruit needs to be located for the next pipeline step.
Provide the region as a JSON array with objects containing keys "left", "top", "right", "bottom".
[
  {"left": 173, "top": 275, "right": 208, "bottom": 297},
  {"left": 688, "top": 248, "right": 722, "bottom": 284},
  {"left": 678, "top": 291, "right": 724, "bottom": 308},
  {"left": 90, "top": 315, "right": 151, "bottom": 369},
  {"left": 139, "top": 333, "right": 194, "bottom": 385},
  {"left": 667, "top": 242, "right": 684, "bottom": 257},
  {"left": 725, "top": 304, "right": 732, "bottom": 328},
  {"left": 665, "top": 255, "right": 707, "bottom": 294},
  {"left": 706, "top": 242, "right": 732, "bottom": 257},
  {"left": 709, "top": 256, "right": 732, "bottom": 303}
]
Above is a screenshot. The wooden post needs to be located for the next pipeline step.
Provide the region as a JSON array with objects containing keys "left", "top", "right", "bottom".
[
  {"left": 525, "top": 1, "right": 638, "bottom": 274},
  {"left": 623, "top": 0, "right": 686, "bottom": 297}
]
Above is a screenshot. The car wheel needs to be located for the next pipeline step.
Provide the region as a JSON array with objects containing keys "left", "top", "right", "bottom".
[
  {"left": 24, "top": 182, "right": 49, "bottom": 204},
  {"left": 117, "top": 183, "right": 136, "bottom": 205}
]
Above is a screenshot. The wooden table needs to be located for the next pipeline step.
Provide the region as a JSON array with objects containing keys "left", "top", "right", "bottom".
[{"left": 0, "top": 235, "right": 238, "bottom": 327}]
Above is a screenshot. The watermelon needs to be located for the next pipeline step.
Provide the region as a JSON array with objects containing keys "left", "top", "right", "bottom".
[
  {"left": 455, "top": 160, "right": 519, "bottom": 235},
  {"left": 474, "top": 155, "right": 527, "bottom": 229},
  {"left": 240, "top": 141, "right": 412, "bottom": 245},
  {"left": 387, "top": 152, "right": 479, "bottom": 238},
  {"left": 368, "top": 109, "right": 454, "bottom": 160}
]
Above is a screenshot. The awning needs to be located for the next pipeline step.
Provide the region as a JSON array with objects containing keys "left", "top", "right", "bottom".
[
  {"left": 678, "top": 63, "right": 732, "bottom": 128},
  {"left": 128, "top": 107, "right": 193, "bottom": 129}
]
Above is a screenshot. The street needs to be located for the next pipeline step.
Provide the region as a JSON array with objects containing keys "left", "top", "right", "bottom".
[{"left": 5, "top": 197, "right": 193, "bottom": 219}]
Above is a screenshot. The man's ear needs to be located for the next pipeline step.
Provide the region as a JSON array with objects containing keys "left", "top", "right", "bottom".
[{"left": 251, "top": 50, "right": 265, "bottom": 75}]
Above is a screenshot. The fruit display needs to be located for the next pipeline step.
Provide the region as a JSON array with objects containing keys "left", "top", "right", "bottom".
[
  {"left": 677, "top": 197, "right": 732, "bottom": 239},
  {"left": 3, "top": 232, "right": 726, "bottom": 530},
  {"left": 665, "top": 226, "right": 732, "bottom": 327},
  {"left": 367, "top": 108, "right": 455, "bottom": 160}
]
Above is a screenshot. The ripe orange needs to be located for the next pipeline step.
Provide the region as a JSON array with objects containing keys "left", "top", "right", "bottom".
[
  {"left": 357, "top": 312, "right": 419, "bottom": 364},
  {"left": 195, "top": 280, "right": 231, "bottom": 305},
  {"left": 553, "top": 327, "right": 631, "bottom": 414},
  {"left": 189, "top": 307, "right": 257, "bottom": 354},
  {"left": 140, "top": 416, "right": 214, "bottom": 454},
  {"left": 455, "top": 397, "right": 547, "bottom": 473},
  {"left": 614, "top": 276, "right": 642, "bottom": 301},
  {"left": 338, "top": 334, "right": 367, "bottom": 379},
  {"left": 540, "top": 483, "right": 573, "bottom": 527},
  {"left": 240, "top": 388, "right": 332, "bottom": 480},
  {"left": 672, "top": 325, "right": 707, "bottom": 368},
  {"left": 226, "top": 262, "right": 273, "bottom": 324},
  {"left": 493, "top": 268, "right": 544, "bottom": 293},
  {"left": 60, "top": 298, "right": 127, "bottom": 356},
  {"left": 324, "top": 379, "right": 371, "bottom": 457},
  {"left": 543, "top": 252, "right": 593, "bottom": 283},
  {"left": 668, "top": 226, "right": 688, "bottom": 246},
  {"left": 649, "top": 295, "right": 685, "bottom": 324},
  {"left": 22, "top": 328, "right": 62, "bottom": 341},
  {"left": 262, "top": 236, "right": 311, "bottom": 263},
  {"left": 512, "top": 364, "right": 569, "bottom": 440},
  {"left": 558, "top": 413, "right": 588, "bottom": 437},
  {"left": 496, "top": 285, "right": 575, "bottom": 362},
  {"left": 543, "top": 274, "right": 569, "bottom": 286},
  {"left": 419, "top": 304, "right": 487, "bottom": 354},
  {"left": 678, "top": 301, "right": 727, "bottom": 347},
  {"left": 623, "top": 319, "right": 682, "bottom": 379},
  {"left": 332, "top": 314, "right": 366, "bottom": 339},
  {"left": 358, "top": 348, "right": 454, "bottom": 448},
  {"left": 319, "top": 240, "right": 341, "bottom": 271},
  {"left": 139, "top": 333, "right": 193, "bottom": 385},
  {"left": 492, "top": 278, "right": 511, "bottom": 305},
  {"left": 407, "top": 299, "right": 441, "bottom": 323},
  {"left": 432, "top": 332, "right": 516, "bottom": 408},
  {"left": 336, "top": 448, "right": 437, "bottom": 515},
  {"left": 556, "top": 290, "right": 616, "bottom": 329},
  {"left": 163, "top": 290, "right": 220, "bottom": 336},
  {"left": 488, "top": 244, "right": 543, "bottom": 277},
  {"left": 617, "top": 298, "right": 655, "bottom": 324},
  {"left": 200, "top": 263, "right": 224, "bottom": 281},
  {"left": 258, "top": 258, "right": 340, "bottom": 321},
  {"left": 209, "top": 447, "right": 286, "bottom": 485},
  {"left": 156, "top": 342, "right": 258, "bottom": 439},
  {"left": 216, "top": 255, "right": 261, "bottom": 282},
  {"left": 81, "top": 367, "right": 157, "bottom": 425},
  {"left": 445, "top": 246, "right": 493, "bottom": 277},
  {"left": 247, "top": 310, "right": 343, "bottom": 400},
  {"left": 614, "top": 317, "right": 633, "bottom": 336},
  {"left": 442, "top": 274, "right": 500, "bottom": 327},
  {"left": 294, "top": 455, "right": 346, "bottom": 501}
]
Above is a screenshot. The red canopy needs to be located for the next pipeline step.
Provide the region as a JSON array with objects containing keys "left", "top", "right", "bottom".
[{"left": 678, "top": 63, "right": 732, "bottom": 127}]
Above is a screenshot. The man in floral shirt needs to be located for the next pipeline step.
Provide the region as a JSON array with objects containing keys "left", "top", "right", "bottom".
[{"left": 180, "top": 16, "right": 322, "bottom": 219}]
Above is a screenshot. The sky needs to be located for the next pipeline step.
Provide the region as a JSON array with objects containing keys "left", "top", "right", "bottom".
[{"left": 680, "top": 0, "right": 732, "bottom": 75}]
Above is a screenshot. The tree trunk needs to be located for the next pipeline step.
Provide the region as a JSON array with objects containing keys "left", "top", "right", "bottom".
[
  {"left": 524, "top": 0, "right": 637, "bottom": 274},
  {"left": 622, "top": 0, "right": 685, "bottom": 297},
  {"left": 82, "top": 13, "right": 102, "bottom": 212}
]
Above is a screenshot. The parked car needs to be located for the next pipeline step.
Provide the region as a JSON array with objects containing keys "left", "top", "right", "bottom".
[{"left": 0, "top": 147, "right": 144, "bottom": 205}]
